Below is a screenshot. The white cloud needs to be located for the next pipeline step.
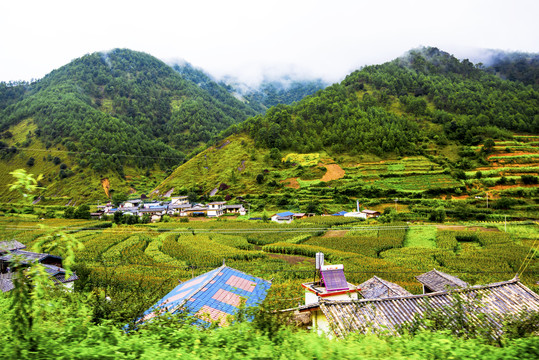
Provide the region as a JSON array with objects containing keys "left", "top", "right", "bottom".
[{"left": 0, "top": 0, "right": 537, "bottom": 83}]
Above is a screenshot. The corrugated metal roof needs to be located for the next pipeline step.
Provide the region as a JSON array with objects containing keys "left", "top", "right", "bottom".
[
  {"left": 416, "top": 269, "right": 468, "bottom": 292},
  {"left": 141, "top": 265, "right": 271, "bottom": 326},
  {"left": 276, "top": 211, "right": 294, "bottom": 217},
  {"left": 358, "top": 276, "right": 412, "bottom": 299},
  {"left": 315, "top": 276, "right": 539, "bottom": 337}
]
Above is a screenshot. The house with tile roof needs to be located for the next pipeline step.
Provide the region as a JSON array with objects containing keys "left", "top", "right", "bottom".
[
  {"left": 0, "top": 247, "right": 79, "bottom": 292},
  {"left": 140, "top": 265, "right": 271, "bottom": 327},
  {"left": 0, "top": 240, "right": 26, "bottom": 253},
  {"left": 416, "top": 268, "right": 468, "bottom": 293},
  {"left": 290, "top": 275, "right": 539, "bottom": 338},
  {"left": 358, "top": 276, "right": 412, "bottom": 299}
]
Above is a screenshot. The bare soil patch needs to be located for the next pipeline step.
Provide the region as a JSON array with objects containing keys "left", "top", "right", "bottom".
[
  {"left": 282, "top": 177, "right": 300, "bottom": 189},
  {"left": 267, "top": 253, "right": 315, "bottom": 265},
  {"left": 489, "top": 184, "right": 539, "bottom": 190},
  {"left": 488, "top": 152, "right": 538, "bottom": 160},
  {"left": 321, "top": 163, "right": 345, "bottom": 182},
  {"left": 477, "top": 163, "right": 539, "bottom": 170},
  {"left": 101, "top": 178, "right": 110, "bottom": 198},
  {"left": 322, "top": 230, "right": 348, "bottom": 237}
]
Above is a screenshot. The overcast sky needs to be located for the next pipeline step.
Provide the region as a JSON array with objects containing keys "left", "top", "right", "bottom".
[{"left": 1, "top": 0, "right": 538, "bottom": 85}]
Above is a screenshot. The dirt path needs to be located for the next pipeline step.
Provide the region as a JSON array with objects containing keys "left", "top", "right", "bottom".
[
  {"left": 321, "top": 163, "right": 345, "bottom": 182},
  {"left": 436, "top": 225, "right": 499, "bottom": 232}
]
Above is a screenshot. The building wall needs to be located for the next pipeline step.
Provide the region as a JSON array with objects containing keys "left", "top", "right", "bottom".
[{"left": 313, "top": 310, "right": 332, "bottom": 337}]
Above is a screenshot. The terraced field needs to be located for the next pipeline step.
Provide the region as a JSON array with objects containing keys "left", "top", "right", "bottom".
[
  {"left": 1, "top": 217, "right": 537, "bottom": 309},
  {"left": 465, "top": 135, "right": 539, "bottom": 199}
]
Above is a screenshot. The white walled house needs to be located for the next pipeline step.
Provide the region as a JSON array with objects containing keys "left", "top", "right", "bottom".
[
  {"left": 343, "top": 211, "right": 367, "bottom": 219},
  {"left": 207, "top": 202, "right": 226, "bottom": 217},
  {"left": 298, "top": 264, "right": 359, "bottom": 336}
]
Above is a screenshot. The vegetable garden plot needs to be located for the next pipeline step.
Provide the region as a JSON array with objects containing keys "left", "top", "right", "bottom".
[{"left": 373, "top": 174, "right": 462, "bottom": 192}]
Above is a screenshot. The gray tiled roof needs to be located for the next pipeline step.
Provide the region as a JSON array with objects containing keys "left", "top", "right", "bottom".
[
  {"left": 0, "top": 240, "right": 26, "bottom": 253},
  {"left": 308, "top": 276, "right": 539, "bottom": 337},
  {"left": 416, "top": 269, "right": 468, "bottom": 292},
  {"left": 0, "top": 278, "right": 14, "bottom": 292},
  {"left": 0, "top": 250, "right": 61, "bottom": 264},
  {"left": 358, "top": 276, "right": 412, "bottom": 299}
]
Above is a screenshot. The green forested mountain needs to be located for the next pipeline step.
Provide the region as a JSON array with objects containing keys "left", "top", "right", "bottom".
[
  {"left": 0, "top": 49, "right": 257, "bottom": 172},
  {"left": 484, "top": 51, "right": 539, "bottom": 86},
  {"left": 239, "top": 47, "right": 538, "bottom": 155},
  {"left": 241, "top": 79, "right": 327, "bottom": 112},
  {"left": 171, "top": 61, "right": 327, "bottom": 113}
]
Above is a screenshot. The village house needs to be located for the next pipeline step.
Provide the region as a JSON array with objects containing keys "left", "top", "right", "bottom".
[
  {"left": 207, "top": 201, "right": 226, "bottom": 217},
  {"left": 0, "top": 240, "right": 78, "bottom": 292},
  {"left": 343, "top": 211, "right": 367, "bottom": 219},
  {"left": 416, "top": 268, "right": 468, "bottom": 293},
  {"left": 121, "top": 199, "right": 143, "bottom": 208},
  {"left": 294, "top": 275, "right": 539, "bottom": 338},
  {"left": 167, "top": 203, "right": 191, "bottom": 216},
  {"left": 358, "top": 276, "right": 412, "bottom": 299},
  {"left": 361, "top": 209, "right": 381, "bottom": 218},
  {"left": 223, "top": 204, "right": 246, "bottom": 216},
  {"left": 183, "top": 204, "right": 209, "bottom": 217},
  {"left": 170, "top": 196, "right": 189, "bottom": 206},
  {"left": 109, "top": 198, "right": 250, "bottom": 219},
  {"left": 139, "top": 264, "right": 271, "bottom": 327},
  {"left": 283, "top": 256, "right": 539, "bottom": 338}
]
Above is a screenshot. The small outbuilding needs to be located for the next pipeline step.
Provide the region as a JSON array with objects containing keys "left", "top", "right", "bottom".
[
  {"left": 416, "top": 268, "right": 468, "bottom": 293},
  {"left": 358, "top": 276, "right": 412, "bottom": 299},
  {"left": 293, "top": 275, "right": 539, "bottom": 338}
]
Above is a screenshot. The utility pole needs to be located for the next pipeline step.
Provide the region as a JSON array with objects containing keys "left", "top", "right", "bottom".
[
  {"left": 505, "top": 215, "right": 507, "bottom": 232},
  {"left": 486, "top": 193, "right": 489, "bottom": 208}
]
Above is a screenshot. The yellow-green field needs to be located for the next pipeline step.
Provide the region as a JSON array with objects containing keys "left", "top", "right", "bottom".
[{"left": 2, "top": 216, "right": 537, "bottom": 309}]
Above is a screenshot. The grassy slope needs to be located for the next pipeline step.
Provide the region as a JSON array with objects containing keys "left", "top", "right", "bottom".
[
  {"left": 0, "top": 119, "right": 166, "bottom": 205},
  {"left": 156, "top": 133, "right": 270, "bottom": 196}
]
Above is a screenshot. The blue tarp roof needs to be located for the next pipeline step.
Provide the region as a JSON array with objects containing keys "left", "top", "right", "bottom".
[
  {"left": 276, "top": 211, "right": 295, "bottom": 217},
  {"left": 140, "top": 265, "right": 271, "bottom": 326},
  {"left": 332, "top": 211, "right": 347, "bottom": 216}
]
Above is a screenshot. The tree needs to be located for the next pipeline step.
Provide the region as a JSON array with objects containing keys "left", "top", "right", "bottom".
[
  {"left": 64, "top": 207, "right": 75, "bottom": 219},
  {"left": 521, "top": 175, "right": 538, "bottom": 185},
  {"left": 112, "top": 193, "right": 128, "bottom": 207},
  {"left": 187, "top": 191, "right": 198, "bottom": 204},
  {"left": 73, "top": 204, "right": 91, "bottom": 220},
  {"left": 26, "top": 157, "right": 35, "bottom": 167},
  {"left": 429, "top": 207, "right": 446, "bottom": 222},
  {"left": 305, "top": 200, "right": 320, "bottom": 214},
  {"left": 483, "top": 139, "right": 495, "bottom": 153},
  {"left": 113, "top": 211, "right": 124, "bottom": 224},
  {"left": 256, "top": 174, "right": 265, "bottom": 184}
]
